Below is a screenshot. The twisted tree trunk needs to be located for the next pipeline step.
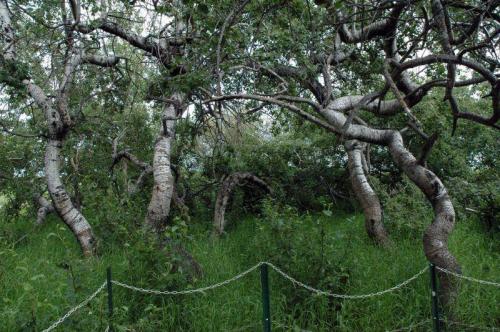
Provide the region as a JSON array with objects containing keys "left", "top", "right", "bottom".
[
  {"left": 318, "top": 104, "right": 460, "bottom": 304},
  {"left": 387, "top": 132, "right": 460, "bottom": 306},
  {"left": 145, "top": 94, "right": 182, "bottom": 233},
  {"left": 345, "top": 140, "right": 390, "bottom": 246},
  {"left": 213, "top": 172, "right": 271, "bottom": 235}
]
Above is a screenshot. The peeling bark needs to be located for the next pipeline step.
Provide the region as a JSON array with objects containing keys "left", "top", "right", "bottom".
[
  {"left": 345, "top": 140, "right": 390, "bottom": 246},
  {"left": 213, "top": 172, "right": 272, "bottom": 235},
  {"left": 46, "top": 139, "right": 95, "bottom": 256},
  {"left": 19, "top": 79, "right": 97, "bottom": 256},
  {"left": 145, "top": 95, "right": 181, "bottom": 233}
]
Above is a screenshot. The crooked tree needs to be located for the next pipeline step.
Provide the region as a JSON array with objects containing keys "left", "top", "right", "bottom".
[
  {"left": 206, "top": 0, "right": 499, "bottom": 304},
  {"left": 1, "top": 0, "right": 120, "bottom": 255}
]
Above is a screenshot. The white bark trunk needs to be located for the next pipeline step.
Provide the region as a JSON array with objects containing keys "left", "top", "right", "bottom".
[
  {"left": 345, "top": 140, "right": 390, "bottom": 246},
  {"left": 319, "top": 104, "right": 460, "bottom": 303},
  {"left": 0, "top": 0, "right": 15, "bottom": 61},
  {"left": 145, "top": 95, "right": 181, "bottom": 232},
  {"left": 0, "top": 2, "right": 117, "bottom": 256},
  {"left": 387, "top": 132, "right": 459, "bottom": 305},
  {"left": 19, "top": 80, "right": 96, "bottom": 255},
  {"left": 46, "top": 139, "right": 95, "bottom": 256}
]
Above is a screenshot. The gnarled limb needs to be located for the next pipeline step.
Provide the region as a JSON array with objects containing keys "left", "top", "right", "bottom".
[
  {"left": 213, "top": 172, "right": 272, "bottom": 235},
  {"left": 111, "top": 135, "right": 153, "bottom": 195},
  {"left": 345, "top": 140, "right": 390, "bottom": 246},
  {"left": 208, "top": 92, "right": 460, "bottom": 303},
  {"left": 324, "top": 105, "right": 460, "bottom": 305},
  {"left": 336, "top": 3, "right": 406, "bottom": 44}
]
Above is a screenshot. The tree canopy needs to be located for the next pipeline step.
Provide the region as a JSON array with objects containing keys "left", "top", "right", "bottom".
[{"left": 0, "top": 0, "right": 499, "bottom": 327}]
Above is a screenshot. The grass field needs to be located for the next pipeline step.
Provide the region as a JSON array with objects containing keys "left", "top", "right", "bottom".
[{"left": 0, "top": 210, "right": 499, "bottom": 331}]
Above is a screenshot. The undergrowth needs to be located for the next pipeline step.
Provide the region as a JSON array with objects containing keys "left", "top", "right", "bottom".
[{"left": 0, "top": 201, "right": 498, "bottom": 331}]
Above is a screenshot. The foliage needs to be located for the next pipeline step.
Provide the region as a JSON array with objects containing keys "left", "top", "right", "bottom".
[
  {"left": 0, "top": 0, "right": 498, "bottom": 330},
  {"left": 1, "top": 208, "right": 499, "bottom": 331}
]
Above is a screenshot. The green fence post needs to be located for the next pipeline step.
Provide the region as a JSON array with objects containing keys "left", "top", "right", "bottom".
[
  {"left": 107, "top": 267, "right": 114, "bottom": 332},
  {"left": 429, "top": 263, "right": 441, "bottom": 332},
  {"left": 260, "top": 263, "right": 271, "bottom": 332}
]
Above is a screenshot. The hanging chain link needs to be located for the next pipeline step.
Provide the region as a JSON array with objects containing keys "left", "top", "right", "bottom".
[
  {"left": 111, "top": 262, "right": 264, "bottom": 295},
  {"left": 111, "top": 262, "right": 429, "bottom": 299},
  {"left": 436, "top": 267, "right": 500, "bottom": 287},
  {"left": 41, "top": 282, "right": 107, "bottom": 332},
  {"left": 41, "top": 262, "right": 500, "bottom": 331},
  {"left": 385, "top": 319, "right": 431, "bottom": 332},
  {"left": 266, "top": 262, "right": 429, "bottom": 299},
  {"left": 440, "top": 319, "right": 499, "bottom": 331}
]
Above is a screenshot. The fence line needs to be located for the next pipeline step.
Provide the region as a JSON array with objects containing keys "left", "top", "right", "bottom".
[
  {"left": 112, "top": 262, "right": 263, "bottom": 295},
  {"left": 112, "top": 262, "right": 429, "bottom": 299},
  {"left": 440, "top": 319, "right": 499, "bottom": 331},
  {"left": 385, "top": 319, "right": 430, "bottom": 332},
  {"left": 39, "top": 262, "right": 500, "bottom": 331},
  {"left": 41, "top": 282, "right": 107, "bottom": 332},
  {"left": 266, "top": 262, "right": 428, "bottom": 299},
  {"left": 436, "top": 267, "right": 500, "bottom": 287}
]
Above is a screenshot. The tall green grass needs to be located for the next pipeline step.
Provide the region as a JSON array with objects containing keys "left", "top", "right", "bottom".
[{"left": 0, "top": 211, "right": 498, "bottom": 331}]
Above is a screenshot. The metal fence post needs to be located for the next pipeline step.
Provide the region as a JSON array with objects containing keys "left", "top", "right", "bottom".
[
  {"left": 260, "top": 263, "right": 271, "bottom": 332},
  {"left": 107, "top": 266, "right": 114, "bottom": 332},
  {"left": 429, "top": 263, "right": 441, "bottom": 332}
]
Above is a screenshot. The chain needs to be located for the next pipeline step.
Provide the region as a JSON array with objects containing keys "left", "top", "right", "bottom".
[
  {"left": 41, "top": 282, "right": 107, "bottom": 332},
  {"left": 274, "top": 322, "right": 312, "bottom": 332},
  {"left": 112, "top": 262, "right": 264, "bottom": 295},
  {"left": 227, "top": 322, "right": 261, "bottom": 332},
  {"left": 385, "top": 319, "right": 430, "bottom": 332},
  {"left": 112, "top": 262, "right": 428, "bottom": 299},
  {"left": 38, "top": 262, "right": 500, "bottom": 331},
  {"left": 266, "top": 262, "right": 428, "bottom": 299},
  {"left": 440, "top": 319, "right": 499, "bottom": 331},
  {"left": 436, "top": 267, "right": 500, "bottom": 287},
  {"left": 273, "top": 319, "right": 430, "bottom": 331}
]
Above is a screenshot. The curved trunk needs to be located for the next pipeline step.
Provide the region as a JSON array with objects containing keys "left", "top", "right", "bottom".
[
  {"left": 46, "top": 139, "right": 95, "bottom": 256},
  {"left": 345, "top": 140, "right": 390, "bottom": 246},
  {"left": 20, "top": 81, "right": 96, "bottom": 256},
  {"left": 2, "top": 2, "right": 110, "bottom": 257},
  {"left": 145, "top": 97, "right": 180, "bottom": 233},
  {"left": 319, "top": 106, "right": 460, "bottom": 304},
  {"left": 214, "top": 172, "right": 271, "bottom": 235},
  {"left": 387, "top": 132, "right": 460, "bottom": 306}
]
